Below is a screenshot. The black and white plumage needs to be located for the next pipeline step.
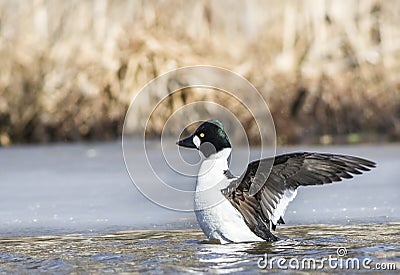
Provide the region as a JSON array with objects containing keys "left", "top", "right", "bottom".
[
  {"left": 221, "top": 153, "right": 375, "bottom": 241},
  {"left": 177, "top": 120, "right": 376, "bottom": 243}
]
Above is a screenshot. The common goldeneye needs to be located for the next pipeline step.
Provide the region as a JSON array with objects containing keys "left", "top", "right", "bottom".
[{"left": 177, "top": 120, "right": 376, "bottom": 243}]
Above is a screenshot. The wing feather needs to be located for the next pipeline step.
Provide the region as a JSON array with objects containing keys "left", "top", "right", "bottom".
[{"left": 222, "top": 152, "right": 375, "bottom": 240}]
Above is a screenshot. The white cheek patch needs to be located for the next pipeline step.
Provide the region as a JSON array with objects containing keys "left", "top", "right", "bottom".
[{"left": 193, "top": 135, "right": 201, "bottom": 148}]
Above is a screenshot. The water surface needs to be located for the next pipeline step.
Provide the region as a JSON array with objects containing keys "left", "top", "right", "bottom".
[
  {"left": 0, "top": 142, "right": 399, "bottom": 273},
  {"left": 0, "top": 224, "right": 398, "bottom": 273}
]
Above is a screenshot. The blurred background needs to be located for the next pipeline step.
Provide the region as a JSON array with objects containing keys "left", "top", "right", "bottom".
[
  {"left": 1, "top": 0, "right": 399, "bottom": 146},
  {"left": 1, "top": 4, "right": 399, "bottom": 269}
]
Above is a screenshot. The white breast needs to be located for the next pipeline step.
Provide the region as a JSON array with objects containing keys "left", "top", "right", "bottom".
[{"left": 194, "top": 148, "right": 263, "bottom": 243}]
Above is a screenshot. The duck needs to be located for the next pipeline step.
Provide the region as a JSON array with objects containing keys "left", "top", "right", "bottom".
[{"left": 176, "top": 120, "right": 376, "bottom": 244}]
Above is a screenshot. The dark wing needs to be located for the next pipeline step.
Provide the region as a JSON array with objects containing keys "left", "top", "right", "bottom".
[{"left": 222, "top": 152, "right": 376, "bottom": 240}]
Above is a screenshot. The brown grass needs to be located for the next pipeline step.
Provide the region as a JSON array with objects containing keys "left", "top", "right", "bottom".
[{"left": 0, "top": 0, "right": 399, "bottom": 146}]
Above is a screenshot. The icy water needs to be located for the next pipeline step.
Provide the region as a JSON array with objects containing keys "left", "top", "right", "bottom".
[
  {"left": 0, "top": 225, "right": 399, "bottom": 273},
  {"left": 0, "top": 141, "right": 399, "bottom": 273}
]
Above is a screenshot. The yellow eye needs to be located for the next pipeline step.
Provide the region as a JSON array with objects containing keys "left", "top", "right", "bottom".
[{"left": 199, "top": 133, "right": 205, "bottom": 138}]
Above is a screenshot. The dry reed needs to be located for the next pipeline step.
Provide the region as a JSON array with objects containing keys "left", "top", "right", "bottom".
[{"left": 0, "top": 0, "right": 399, "bottom": 145}]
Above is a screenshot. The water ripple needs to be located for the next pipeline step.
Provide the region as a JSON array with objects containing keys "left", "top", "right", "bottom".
[{"left": 0, "top": 223, "right": 398, "bottom": 273}]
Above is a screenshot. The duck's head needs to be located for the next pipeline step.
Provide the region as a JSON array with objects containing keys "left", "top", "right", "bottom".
[{"left": 177, "top": 120, "right": 231, "bottom": 158}]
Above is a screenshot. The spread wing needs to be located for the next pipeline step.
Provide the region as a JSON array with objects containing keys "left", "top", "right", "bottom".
[{"left": 221, "top": 152, "right": 376, "bottom": 240}]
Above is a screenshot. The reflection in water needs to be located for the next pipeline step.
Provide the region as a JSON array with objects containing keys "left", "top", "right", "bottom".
[{"left": 0, "top": 223, "right": 398, "bottom": 273}]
